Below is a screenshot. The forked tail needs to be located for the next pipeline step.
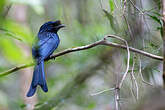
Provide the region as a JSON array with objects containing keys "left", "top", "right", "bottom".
[{"left": 26, "top": 60, "right": 48, "bottom": 97}]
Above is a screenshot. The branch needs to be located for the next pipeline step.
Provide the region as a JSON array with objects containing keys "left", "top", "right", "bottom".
[
  {"left": 90, "top": 88, "right": 115, "bottom": 96},
  {"left": 105, "top": 35, "right": 130, "bottom": 88},
  {"left": 106, "top": 35, "right": 130, "bottom": 110},
  {"left": 0, "top": 63, "right": 34, "bottom": 77},
  {"left": 2, "top": 3, "right": 12, "bottom": 18},
  {"left": 139, "top": 58, "right": 153, "bottom": 86},
  {"left": 0, "top": 35, "right": 163, "bottom": 77},
  {"left": 162, "top": 0, "right": 165, "bottom": 88},
  {"left": 130, "top": 60, "right": 139, "bottom": 100},
  {"left": 115, "top": 87, "right": 120, "bottom": 110}
]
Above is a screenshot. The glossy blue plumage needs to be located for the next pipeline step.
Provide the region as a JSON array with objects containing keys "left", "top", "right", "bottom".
[{"left": 27, "top": 21, "right": 64, "bottom": 97}]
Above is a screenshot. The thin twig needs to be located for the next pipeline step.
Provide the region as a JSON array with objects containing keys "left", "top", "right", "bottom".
[
  {"left": 139, "top": 59, "right": 154, "bottom": 86},
  {"left": 99, "top": 0, "right": 103, "bottom": 10},
  {"left": 105, "top": 35, "right": 130, "bottom": 110},
  {"left": 128, "top": 0, "right": 143, "bottom": 14},
  {"left": 123, "top": 0, "right": 127, "bottom": 14},
  {"left": 115, "top": 87, "right": 120, "bottom": 110},
  {"left": 129, "top": 78, "right": 136, "bottom": 102},
  {"left": 90, "top": 88, "right": 115, "bottom": 96},
  {"left": 113, "top": 0, "right": 119, "bottom": 9},
  {"left": 162, "top": 0, "right": 165, "bottom": 89},
  {"left": 106, "top": 35, "right": 130, "bottom": 88},
  {"left": 130, "top": 61, "right": 139, "bottom": 100},
  {"left": 0, "top": 35, "right": 163, "bottom": 77},
  {"left": 2, "top": 3, "right": 12, "bottom": 18},
  {"left": 102, "top": 41, "right": 162, "bottom": 60},
  {"left": 123, "top": 15, "right": 134, "bottom": 40},
  {"left": 0, "top": 63, "right": 34, "bottom": 77}
]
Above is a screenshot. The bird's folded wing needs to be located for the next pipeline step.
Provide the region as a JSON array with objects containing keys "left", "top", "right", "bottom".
[
  {"left": 32, "top": 36, "right": 52, "bottom": 58},
  {"left": 38, "top": 36, "right": 59, "bottom": 59},
  {"left": 38, "top": 37, "right": 51, "bottom": 47}
]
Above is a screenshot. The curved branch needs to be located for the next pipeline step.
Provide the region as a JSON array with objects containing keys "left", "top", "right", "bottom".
[
  {"left": 102, "top": 41, "right": 162, "bottom": 60},
  {"left": 0, "top": 35, "right": 163, "bottom": 77}
]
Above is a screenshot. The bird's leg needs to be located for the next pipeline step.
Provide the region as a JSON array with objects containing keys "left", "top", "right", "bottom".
[
  {"left": 53, "top": 57, "right": 56, "bottom": 60},
  {"left": 51, "top": 56, "right": 56, "bottom": 60},
  {"left": 45, "top": 56, "right": 56, "bottom": 61}
]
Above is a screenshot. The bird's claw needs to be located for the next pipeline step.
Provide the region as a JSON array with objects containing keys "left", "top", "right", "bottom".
[
  {"left": 53, "top": 57, "right": 56, "bottom": 60},
  {"left": 47, "top": 56, "right": 56, "bottom": 60}
]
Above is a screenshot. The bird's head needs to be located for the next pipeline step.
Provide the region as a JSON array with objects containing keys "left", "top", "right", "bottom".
[{"left": 39, "top": 20, "right": 65, "bottom": 33}]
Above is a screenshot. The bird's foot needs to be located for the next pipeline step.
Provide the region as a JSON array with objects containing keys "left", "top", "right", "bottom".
[
  {"left": 45, "top": 56, "right": 56, "bottom": 61},
  {"left": 52, "top": 57, "right": 56, "bottom": 60}
]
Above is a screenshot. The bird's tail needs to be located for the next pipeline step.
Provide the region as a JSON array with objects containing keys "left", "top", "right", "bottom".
[{"left": 26, "top": 60, "right": 48, "bottom": 97}]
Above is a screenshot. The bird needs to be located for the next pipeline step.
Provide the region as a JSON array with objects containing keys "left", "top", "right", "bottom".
[{"left": 26, "top": 20, "right": 65, "bottom": 97}]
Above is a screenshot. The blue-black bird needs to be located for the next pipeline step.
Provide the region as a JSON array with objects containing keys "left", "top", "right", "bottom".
[{"left": 27, "top": 20, "right": 65, "bottom": 97}]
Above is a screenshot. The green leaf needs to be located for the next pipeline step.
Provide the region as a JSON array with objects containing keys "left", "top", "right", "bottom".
[
  {"left": 109, "top": 0, "right": 114, "bottom": 13},
  {"left": 149, "top": 42, "right": 158, "bottom": 48},
  {"left": 0, "top": 0, "right": 5, "bottom": 13},
  {"left": 157, "top": 26, "right": 163, "bottom": 37},
  {"left": 0, "top": 28, "right": 23, "bottom": 41},
  {"left": 148, "top": 14, "right": 162, "bottom": 26},
  {"left": 0, "top": 38, "right": 26, "bottom": 63},
  {"left": 154, "top": 0, "right": 161, "bottom": 10},
  {"left": 20, "top": 104, "right": 26, "bottom": 109},
  {"left": 103, "top": 9, "right": 119, "bottom": 33},
  {"left": 3, "top": 20, "right": 34, "bottom": 45},
  {"left": 152, "top": 11, "right": 161, "bottom": 17},
  {"left": 87, "top": 103, "right": 96, "bottom": 109},
  {"left": 35, "top": 102, "right": 43, "bottom": 107},
  {"left": 148, "top": 14, "right": 163, "bottom": 37}
]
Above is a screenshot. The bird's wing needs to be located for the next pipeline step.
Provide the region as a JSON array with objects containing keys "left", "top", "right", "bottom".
[
  {"left": 38, "top": 37, "right": 51, "bottom": 47},
  {"left": 38, "top": 34, "right": 60, "bottom": 59},
  {"left": 32, "top": 37, "right": 51, "bottom": 58}
]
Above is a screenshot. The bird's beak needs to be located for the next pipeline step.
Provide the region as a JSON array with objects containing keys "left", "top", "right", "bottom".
[{"left": 57, "top": 24, "right": 65, "bottom": 29}]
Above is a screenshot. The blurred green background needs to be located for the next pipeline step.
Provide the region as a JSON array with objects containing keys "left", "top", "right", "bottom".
[{"left": 0, "top": 0, "right": 164, "bottom": 110}]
